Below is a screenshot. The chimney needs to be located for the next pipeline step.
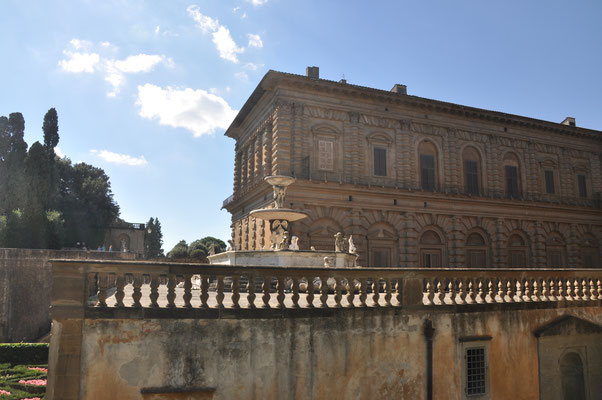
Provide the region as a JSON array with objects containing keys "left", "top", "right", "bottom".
[
  {"left": 391, "top": 84, "right": 407, "bottom": 95},
  {"left": 561, "top": 117, "right": 576, "bottom": 127},
  {"left": 306, "top": 66, "right": 319, "bottom": 79}
]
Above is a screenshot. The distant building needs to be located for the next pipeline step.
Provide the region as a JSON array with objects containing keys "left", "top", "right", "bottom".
[
  {"left": 223, "top": 67, "right": 602, "bottom": 268},
  {"left": 103, "top": 220, "right": 145, "bottom": 257}
]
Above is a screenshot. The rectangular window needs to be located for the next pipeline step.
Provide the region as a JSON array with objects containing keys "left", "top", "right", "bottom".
[
  {"left": 466, "top": 347, "right": 486, "bottom": 396},
  {"left": 421, "top": 154, "right": 435, "bottom": 191},
  {"left": 422, "top": 251, "right": 440, "bottom": 268},
  {"left": 467, "top": 250, "right": 486, "bottom": 268},
  {"left": 372, "top": 247, "right": 391, "bottom": 267},
  {"left": 505, "top": 166, "right": 519, "bottom": 198},
  {"left": 318, "top": 140, "right": 334, "bottom": 171},
  {"left": 577, "top": 174, "right": 587, "bottom": 198},
  {"left": 548, "top": 250, "right": 563, "bottom": 267},
  {"left": 465, "top": 160, "right": 479, "bottom": 195},
  {"left": 544, "top": 170, "right": 555, "bottom": 194},
  {"left": 374, "top": 148, "right": 387, "bottom": 176},
  {"left": 508, "top": 251, "right": 526, "bottom": 267}
]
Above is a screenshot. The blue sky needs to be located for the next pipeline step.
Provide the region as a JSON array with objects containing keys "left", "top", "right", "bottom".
[{"left": 2, "top": 0, "right": 601, "bottom": 252}]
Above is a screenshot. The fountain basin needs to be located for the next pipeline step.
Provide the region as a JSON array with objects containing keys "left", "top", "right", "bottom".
[
  {"left": 208, "top": 250, "right": 358, "bottom": 268},
  {"left": 249, "top": 208, "right": 309, "bottom": 222}
]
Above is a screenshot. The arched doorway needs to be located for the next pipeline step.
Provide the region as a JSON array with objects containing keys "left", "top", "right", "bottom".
[{"left": 560, "top": 352, "right": 586, "bottom": 400}]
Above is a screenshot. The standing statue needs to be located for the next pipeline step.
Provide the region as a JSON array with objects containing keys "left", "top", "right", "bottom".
[
  {"left": 289, "top": 236, "right": 299, "bottom": 251},
  {"left": 334, "top": 232, "right": 347, "bottom": 252},
  {"left": 208, "top": 242, "right": 216, "bottom": 256},
  {"left": 348, "top": 235, "right": 357, "bottom": 254},
  {"left": 279, "top": 231, "right": 291, "bottom": 250},
  {"left": 273, "top": 184, "right": 287, "bottom": 208}
]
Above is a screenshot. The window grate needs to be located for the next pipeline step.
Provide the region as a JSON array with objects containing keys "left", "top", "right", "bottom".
[{"left": 466, "top": 347, "right": 486, "bottom": 396}]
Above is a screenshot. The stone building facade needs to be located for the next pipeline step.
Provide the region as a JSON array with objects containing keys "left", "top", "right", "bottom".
[{"left": 223, "top": 68, "right": 602, "bottom": 268}]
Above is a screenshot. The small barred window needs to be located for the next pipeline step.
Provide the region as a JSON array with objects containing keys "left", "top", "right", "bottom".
[{"left": 466, "top": 347, "right": 486, "bottom": 396}]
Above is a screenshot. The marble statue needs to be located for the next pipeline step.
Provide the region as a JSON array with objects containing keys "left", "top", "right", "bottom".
[
  {"left": 334, "top": 232, "right": 346, "bottom": 252},
  {"left": 289, "top": 236, "right": 299, "bottom": 251},
  {"left": 348, "top": 235, "right": 357, "bottom": 254}
]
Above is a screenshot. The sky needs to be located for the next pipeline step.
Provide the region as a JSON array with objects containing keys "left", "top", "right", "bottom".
[{"left": 1, "top": 0, "right": 601, "bottom": 252}]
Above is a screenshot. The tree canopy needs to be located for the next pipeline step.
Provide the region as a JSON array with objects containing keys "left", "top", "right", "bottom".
[
  {"left": 167, "top": 236, "right": 226, "bottom": 260},
  {"left": 144, "top": 217, "right": 164, "bottom": 258}
]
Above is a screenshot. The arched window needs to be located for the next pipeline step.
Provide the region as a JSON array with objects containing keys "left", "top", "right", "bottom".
[
  {"left": 462, "top": 147, "right": 482, "bottom": 196},
  {"left": 419, "top": 230, "right": 444, "bottom": 267},
  {"left": 546, "top": 233, "right": 566, "bottom": 267},
  {"left": 465, "top": 232, "right": 489, "bottom": 268},
  {"left": 418, "top": 141, "right": 438, "bottom": 191},
  {"left": 503, "top": 153, "right": 521, "bottom": 199},
  {"left": 581, "top": 234, "right": 600, "bottom": 268},
  {"left": 507, "top": 233, "right": 529, "bottom": 267},
  {"left": 560, "top": 352, "right": 586, "bottom": 400}
]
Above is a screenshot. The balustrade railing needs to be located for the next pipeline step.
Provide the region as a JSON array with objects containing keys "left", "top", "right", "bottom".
[{"left": 50, "top": 260, "right": 602, "bottom": 314}]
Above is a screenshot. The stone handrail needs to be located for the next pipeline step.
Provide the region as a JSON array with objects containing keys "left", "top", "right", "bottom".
[{"left": 50, "top": 260, "right": 602, "bottom": 316}]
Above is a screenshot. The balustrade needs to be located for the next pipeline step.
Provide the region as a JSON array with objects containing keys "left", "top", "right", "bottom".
[{"left": 51, "top": 260, "right": 602, "bottom": 313}]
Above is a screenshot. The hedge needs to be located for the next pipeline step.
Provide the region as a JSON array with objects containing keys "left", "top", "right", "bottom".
[{"left": 0, "top": 343, "right": 49, "bottom": 365}]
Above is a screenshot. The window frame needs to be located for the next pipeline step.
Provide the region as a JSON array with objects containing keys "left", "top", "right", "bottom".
[
  {"left": 421, "top": 154, "right": 436, "bottom": 191},
  {"left": 461, "top": 338, "right": 491, "bottom": 400},
  {"left": 373, "top": 147, "right": 387, "bottom": 177}
]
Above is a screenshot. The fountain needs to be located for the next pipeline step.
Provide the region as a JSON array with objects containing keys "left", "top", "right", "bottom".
[{"left": 208, "top": 175, "right": 358, "bottom": 268}]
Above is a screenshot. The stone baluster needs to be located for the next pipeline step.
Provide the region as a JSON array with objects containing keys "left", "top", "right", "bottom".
[
  {"left": 573, "top": 279, "right": 582, "bottom": 301},
  {"left": 167, "top": 274, "right": 176, "bottom": 307},
  {"left": 149, "top": 274, "right": 160, "bottom": 307},
  {"left": 359, "top": 278, "right": 367, "bottom": 307},
  {"left": 457, "top": 280, "right": 466, "bottom": 305},
  {"left": 306, "top": 277, "right": 315, "bottom": 308},
  {"left": 200, "top": 276, "right": 209, "bottom": 308},
  {"left": 548, "top": 278, "right": 556, "bottom": 302},
  {"left": 216, "top": 276, "right": 225, "bottom": 308},
  {"left": 319, "top": 276, "right": 329, "bottom": 308},
  {"left": 395, "top": 279, "right": 402, "bottom": 306},
  {"left": 114, "top": 274, "right": 125, "bottom": 307},
  {"left": 372, "top": 279, "right": 380, "bottom": 306},
  {"left": 531, "top": 279, "right": 539, "bottom": 302},
  {"left": 565, "top": 280, "right": 573, "bottom": 301},
  {"left": 496, "top": 280, "right": 504, "bottom": 303},
  {"left": 291, "top": 277, "right": 300, "bottom": 308},
  {"left": 276, "top": 277, "right": 285, "bottom": 308},
  {"left": 541, "top": 279, "right": 549, "bottom": 302},
  {"left": 384, "top": 279, "right": 392, "bottom": 306},
  {"left": 523, "top": 280, "right": 532, "bottom": 302},
  {"left": 505, "top": 279, "right": 514, "bottom": 303},
  {"left": 486, "top": 280, "right": 496, "bottom": 303},
  {"left": 424, "top": 280, "right": 434, "bottom": 306},
  {"left": 261, "top": 276, "right": 270, "bottom": 308},
  {"left": 334, "top": 278, "right": 343, "bottom": 308},
  {"left": 132, "top": 273, "right": 142, "bottom": 307},
  {"left": 183, "top": 274, "right": 192, "bottom": 308},
  {"left": 466, "top": 280, "right": 475, "bottom": 304},
  {"left": 231, "top": 276, "right": 240, "bottom": 308},
  {"left": 436, "top": 280, "right": 445, "bottom": 305},
  {"left": 247, "top": 275, "right": 256, "bottom": 308},
  {"left": 476, "top": 279, "right": 485, "bottom": 304},
  {"left": 582, "top": 279, "right": 590, "bottom": 301},
  {"left": 347, "top": 279, "right": 356, "bottom": 308},
  {"left": 96, "top": 273, "right": 108, "bottom": 307},
  {"left": 597, "top": 279, "right": 602, "bottom": 300},
  {"left": 447, "top": 280, "right": 457, "bottom": 305}
]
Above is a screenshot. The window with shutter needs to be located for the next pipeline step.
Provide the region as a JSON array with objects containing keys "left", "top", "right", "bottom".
[
  {"left": 374, "top": 148, "right": 387, "bottom": 176},
  {"left": 421, "top": 154, "right": 435, "bottom": 191},
  {"left": 318, "top": 140, "right": 334, "bottom": 171},
  {"left": 465, "top": 160, "right": 479, "bottom": 195},
  {"left": 544, "top": 170, "right": 555, "bottom": 194},
  {"left": 505, "top": 166, "right": 519, "bottom": 198}
]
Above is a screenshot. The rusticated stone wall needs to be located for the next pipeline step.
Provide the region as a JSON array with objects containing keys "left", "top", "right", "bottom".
[{"left": 0, "top": 248, "right": 135, "bottom": 342}]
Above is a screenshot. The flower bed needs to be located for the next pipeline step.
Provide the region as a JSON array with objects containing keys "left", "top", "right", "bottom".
[{"left": 0, "top": 363, "right": 46, "bottom": 399}]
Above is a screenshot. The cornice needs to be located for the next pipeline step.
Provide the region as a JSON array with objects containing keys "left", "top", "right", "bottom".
[{"left": 225, "top": 70, "right": 602, "bottom": 142}]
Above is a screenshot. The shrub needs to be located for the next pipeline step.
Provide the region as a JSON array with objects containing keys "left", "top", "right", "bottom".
[{"left": 0, "top": 344, "right": 48, "bottom": 365}]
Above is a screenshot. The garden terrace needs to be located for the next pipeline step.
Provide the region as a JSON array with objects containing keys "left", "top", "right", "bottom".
[{"left": 50, "top": 259, "right": 602, "bottom": 318}]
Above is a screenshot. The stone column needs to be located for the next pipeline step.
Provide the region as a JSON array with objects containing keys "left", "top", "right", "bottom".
[{"left": 271, "top": 101, "right": 293, "bottom": 176}]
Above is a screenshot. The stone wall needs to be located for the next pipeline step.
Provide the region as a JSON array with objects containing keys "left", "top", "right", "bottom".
[
  {"left": 0, "top": 248, "right": 135, "bottom": 342},
  {"left": 57, "top": 305, "right": 602, "bottom": 399}
]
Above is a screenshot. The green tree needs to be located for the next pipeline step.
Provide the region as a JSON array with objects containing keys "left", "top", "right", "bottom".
[
  {"left": 1, "top": 113, "right": 28, "bottom": 213},
  {"left": 188, "top": 239, "right": 208, "bottom": 259},
  {"left": 144, "top": 217, "right": 164, "bottom": 258},
  {"left": 42, "top": 108, "right": 59, "bottom": 152},
  {"left": 199, "top": 236, "right": 227, "bottom": 254},
  {"left": 168, "top": 240, "right": 189, "bottom": 258}
]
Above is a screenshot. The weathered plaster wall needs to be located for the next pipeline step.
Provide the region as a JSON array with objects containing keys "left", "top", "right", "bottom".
[
  {"left": 73, "top": 306, "right": 602, "bottom": 400},
  {"left": 0, "top": 248, "right": 135, "bottom": 342}
]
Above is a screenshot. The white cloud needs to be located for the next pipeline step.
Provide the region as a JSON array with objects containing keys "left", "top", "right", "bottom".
[
  {"left": 248, "top": 0, "right": 268, "bottom": 6},
  {"left": 54, "top": 146, "right": 65, "bottom": 158},
  {"left": 235, "top": 71, "right": 249, "bottom": 81},
  {"left": 244, "top": 62, "right": 263, "bottom": 71},
  {"left": 90, "top": 149, "right": 148, "bottom": 166},
  {"left": 136, "top": 83, "right": 238, "bottom": 137},
  {"left": 247, "top": 34, "right": 263, "bottom": 48},
  {"left": 155, "top": 25, "right": 160, "bottom": 34},
  {"left": 187, "top": 5, "right": 244, "bottom": 63},
  {"left": 241, "top": 12, "right": 248, "bottom": 19},
  {"left": 58, "top": 39, "right": 171, "bottom": 96}
]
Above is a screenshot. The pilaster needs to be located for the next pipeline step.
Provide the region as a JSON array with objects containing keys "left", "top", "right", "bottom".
[
  {"left": 493, "top": 218, "right": 506, "bottom": 267},
  {"left": 533, "top": 220, "right": 546, "bottom": 267},
  {"left": 271, "top": 101, "right": 293, "bottom": 176}
]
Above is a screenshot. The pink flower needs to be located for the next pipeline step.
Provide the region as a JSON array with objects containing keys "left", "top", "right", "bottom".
[
  {"left": 27, "top": 367, "right": 48, "bottom": 373},
  {"left": 0, "top": 389, "right": 12, "bottom": 396},
  {"left": 20, "top": 398, "right": 41, "bottom": 400},
  {"left": 18, "top": 378, "right": 47, "bottom": 386}
]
